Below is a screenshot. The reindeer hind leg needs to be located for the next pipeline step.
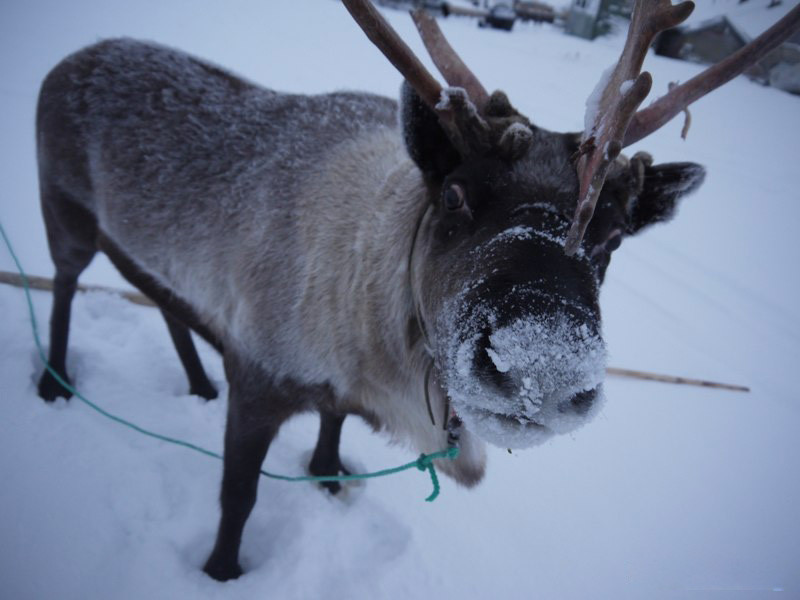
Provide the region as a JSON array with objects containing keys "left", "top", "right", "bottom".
[
  {"left": 162, "top": 310, "right": 218, "bottom": 400},
  {"left": 37, "top": 186, "right": 97, "bottom": 401},
  {"left": 96, "top": 231, "right": 222, "bottom": 401}
]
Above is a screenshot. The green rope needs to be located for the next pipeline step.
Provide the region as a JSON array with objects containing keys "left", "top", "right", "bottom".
[{"left": 0, "top": 219, "right": 458, "bottom": 501}]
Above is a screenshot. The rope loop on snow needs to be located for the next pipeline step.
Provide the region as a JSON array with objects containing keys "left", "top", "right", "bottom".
[{"left": 0, "top": 219, "right": 458, "bottom": 502}]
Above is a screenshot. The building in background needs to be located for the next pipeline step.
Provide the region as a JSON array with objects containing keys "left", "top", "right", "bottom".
[
  {"left": 565, "top": 0, "right": 632, "bottom": 39},
  {"left": 654, "top": 10, "right": 800, "bottom": 95}
]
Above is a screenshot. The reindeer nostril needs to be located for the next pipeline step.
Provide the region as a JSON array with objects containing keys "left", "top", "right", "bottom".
[{"left": 568, "top": 387, "right": 597, "bottom": 415}]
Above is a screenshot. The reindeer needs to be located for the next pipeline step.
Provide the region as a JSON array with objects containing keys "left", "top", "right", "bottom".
[{"left": 34, "top": 0, "right": 799, "bottom": 581}]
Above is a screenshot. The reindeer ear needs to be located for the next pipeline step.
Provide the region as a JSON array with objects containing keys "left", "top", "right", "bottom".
[
  {"left": 400, "top": 81, "right": 460, "bottom": 182},
  {"left": 627, "top": 161, "right": 706, "bottom": 234}
]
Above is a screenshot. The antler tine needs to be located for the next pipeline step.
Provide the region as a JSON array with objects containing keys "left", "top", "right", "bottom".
[
  {"left": 410, "top": 9, "right": 491, "bottom": 111},
  {"left": 625, "top": 4, "right": 800, "bottom": 147},
  {"left": 343, "top": 1, "right": 499, "bottom": 157},
  {"left": 564, "top": 0, "right": 694, "bottom": 256},
  {"left": 342, "top": 0, "right": 443, "bottom": 109}
]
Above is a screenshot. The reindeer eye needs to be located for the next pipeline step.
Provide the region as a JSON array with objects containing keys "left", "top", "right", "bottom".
[
  {"left": 605, "top": 231, "right": 622, "bottom": 252},
  {"left": 443, "top": 183, "right": 465, "bottom": 211}
]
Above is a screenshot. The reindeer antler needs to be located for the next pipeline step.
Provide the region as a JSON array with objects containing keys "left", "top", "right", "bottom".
[
  {"left": 341, "top": 0, "right": 443, "bottom": 109},
  {"left": 343, "top": 0, "right": 527, "bottom": 158},
  {"left": 565, "top": 1, "right": 800, "bottom": 256},
  {"left": 410, "top": 9, "right": 490, "bottom": 111},
  {"left": 343, "top": 0, "right": 488, "bottom": 117},
  {"left": 625, "top": 3, "right": 800, "bottom": 146},
  {"left": 564, "top": 0, "right": 694, "bottom": 256}
]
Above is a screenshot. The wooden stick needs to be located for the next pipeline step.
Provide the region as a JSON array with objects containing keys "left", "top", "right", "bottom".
[
  {"left": 0, "top": 270, "right": 751, "bottom": 392},
  {"left": 606, "top": 367, "right": 750, "bottom": 393},
  {"left": 0, "top": 270, "right": 155, "bottom": 307}
]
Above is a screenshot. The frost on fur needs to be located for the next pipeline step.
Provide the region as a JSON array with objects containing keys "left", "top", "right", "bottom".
[
  {"left": 439, "top": 293, "right": 607, "bottom": 449},
  {"left": 432, "top": 227, "right": 608, "bottom": 450}
]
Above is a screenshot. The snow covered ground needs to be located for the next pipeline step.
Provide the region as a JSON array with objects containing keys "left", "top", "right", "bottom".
[{"left": 1, "top": 1, "right": 799, "bottom": 598}]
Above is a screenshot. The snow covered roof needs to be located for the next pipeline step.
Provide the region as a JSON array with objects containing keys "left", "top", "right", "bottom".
[
  {"left": 679, "top": 14, "right": 751, "bottom": 47},
  {"left": 683, "top": 0, "right": 799, "bottom": 42}
]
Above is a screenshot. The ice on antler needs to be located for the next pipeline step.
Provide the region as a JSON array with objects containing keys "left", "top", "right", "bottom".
[{"left": 563, "top": 0, "right": 695, "bottom": 256}]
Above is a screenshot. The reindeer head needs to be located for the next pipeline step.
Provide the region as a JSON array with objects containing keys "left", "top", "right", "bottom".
[
  {"left": 345, "top": 0, "right": 799, "bottom": 448},
  {"left": 404, "top": 84, "right": 703, "bottom": 448}
]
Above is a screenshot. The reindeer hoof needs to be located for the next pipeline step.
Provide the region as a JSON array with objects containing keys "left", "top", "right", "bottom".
[
  {"left": 37, "top": 371, "right": 72, "bottom": 402},
  {"left": 203, "top": 556, "right": 243, "bottom": 582},
  {"left": 191, "top": 381, "right": 218, "bottom": 401},
  {"left": 321, "top": 480, "right": 343, "bottom": 495},
  {"left": 309, "top": 459, "right": 351, "bottom": 495}
]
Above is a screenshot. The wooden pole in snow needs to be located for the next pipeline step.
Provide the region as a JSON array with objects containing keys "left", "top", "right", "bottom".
[
  {"left": 606, "top": 367, "right": 749, "bottom": 393},
  {"left": 0, "top": 270, "right": 751, "bottom": 393},
  {"left": 0, "top": 269, "right": 155, "bottom": 307}
]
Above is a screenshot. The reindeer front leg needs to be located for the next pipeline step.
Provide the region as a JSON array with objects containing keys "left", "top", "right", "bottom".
[
  {"left": 203, "top": 355, "right": 293, "bottom": 581},
  {"left": 309, "top": 410, "right": 349, "bottom": 495}
]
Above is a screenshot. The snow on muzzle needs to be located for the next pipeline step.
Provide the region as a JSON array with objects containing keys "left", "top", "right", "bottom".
[{"left": 436, "top": 288, "right": 607, "bottom": 450}]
